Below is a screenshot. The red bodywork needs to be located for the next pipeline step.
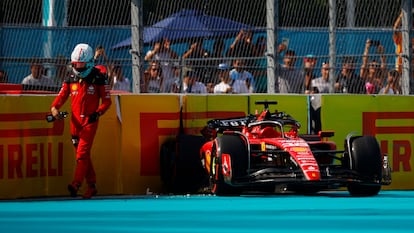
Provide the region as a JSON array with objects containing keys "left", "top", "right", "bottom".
[
  {"left": 164, "top": 100, "right": 391, "bottom": 196},
  {"left": 199, "top": 106, "right": 338, "bottom": 182}
]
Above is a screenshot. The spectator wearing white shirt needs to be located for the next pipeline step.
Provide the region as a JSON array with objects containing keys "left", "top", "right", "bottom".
[
  {"left": 309, "top": 62, "right": 331, "bottom": 134},
  {"left": 214, "top": 63, "right": 233, "bottom": 94},
  {"left": 311, "top": 62, "right": 332, "bottom": 94},
  {"left": 22, "top": 62, "right": 56, "bottom": 88}
]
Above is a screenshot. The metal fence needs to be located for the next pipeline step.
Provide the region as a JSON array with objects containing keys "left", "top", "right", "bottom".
[{"left": 1, "top": 0, "right": 412, "bottom": 95}]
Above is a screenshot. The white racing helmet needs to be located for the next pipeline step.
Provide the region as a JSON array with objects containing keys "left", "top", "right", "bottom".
[{"left": 71, "top": 43, "right": 94, "bottom": 78}]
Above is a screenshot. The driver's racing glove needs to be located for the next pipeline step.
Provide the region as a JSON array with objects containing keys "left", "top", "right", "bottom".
[{"left": 88, "top": 112, "right": 100, "bottom": 123}]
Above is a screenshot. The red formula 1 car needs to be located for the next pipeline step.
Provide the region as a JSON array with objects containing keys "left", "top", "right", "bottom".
[{"left": 160, "top": 100, "right": 391, "bottom": 196}]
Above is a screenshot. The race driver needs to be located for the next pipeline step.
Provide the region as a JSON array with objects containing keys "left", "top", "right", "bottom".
[{"left": 50, "top": 43, "right": 112, "bottom": 199}]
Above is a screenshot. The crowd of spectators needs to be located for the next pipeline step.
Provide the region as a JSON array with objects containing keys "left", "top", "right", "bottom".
[
  {"left": 143, "top": 29, "right": 263, "bottom": 94},
  {"left": 139, "top": 25, "right": 407, "bottom": 95},
  {"left": 0, "top": 11, "right": 411, "bottom": 96}
]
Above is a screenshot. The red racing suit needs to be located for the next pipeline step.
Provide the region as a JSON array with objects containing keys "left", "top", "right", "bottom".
[{"left": 51, "top": 67, "right": 111, "bottom": 187}]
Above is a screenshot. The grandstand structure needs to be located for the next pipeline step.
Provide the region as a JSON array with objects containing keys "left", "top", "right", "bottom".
[{"left": 0, "top": 0, "right": 413, "bottom": 94}]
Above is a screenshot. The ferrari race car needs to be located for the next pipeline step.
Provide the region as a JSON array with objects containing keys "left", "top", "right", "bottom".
[{"left": 160, "top": 100, "right": 392, "bottom": 196}]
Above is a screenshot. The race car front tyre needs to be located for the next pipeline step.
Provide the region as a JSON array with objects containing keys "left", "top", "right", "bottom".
[
  {"left": 211, "top": 134, "right": 248, "bottom": 196},
  {"left": 347, "top": 135, "right": 382, "bottom": 197}
]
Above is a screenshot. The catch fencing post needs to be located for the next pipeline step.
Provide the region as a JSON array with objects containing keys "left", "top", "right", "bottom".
[{"left": 131, "top": 0, "right": 144, "bottom": 93}]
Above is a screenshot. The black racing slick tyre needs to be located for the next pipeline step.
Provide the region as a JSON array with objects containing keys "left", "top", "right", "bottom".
[
  {"left": 174, "top": 135, "right": 207, "bottom": 194},
  {"left": 347, "top": 136, "right": 382, "bottom": 197},
  {"left": 160, "top": 138, "right": 177, "bottom": 193},
  {"left": 160, "top": 135, "right": 207, "bottom": 194},
  {"left": 211, "top": 134, "right": 248, "bottom": 196}
]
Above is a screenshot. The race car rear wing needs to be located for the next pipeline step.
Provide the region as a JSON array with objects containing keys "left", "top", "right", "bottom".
[
  {"left": 206, "top": 116, "right": 253, "bottom": 132},
  {"left": 200, "top": 115, "right": 257, "bottom": 140}
]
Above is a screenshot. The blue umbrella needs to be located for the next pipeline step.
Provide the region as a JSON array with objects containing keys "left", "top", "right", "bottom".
[{"left": 111, "top": 9, "right": 253, "bottom": 49}]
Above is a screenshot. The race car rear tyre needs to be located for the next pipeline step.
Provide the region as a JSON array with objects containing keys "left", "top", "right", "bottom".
[
  {"left": 347, "top": 136, "right": 382, "bottom": 197},
  {"left": 212, "top": 134, "right": 248, "bottom": 196},
  {"left": 174, "top": 135, "right": 208, "bottom": 194},
  {"left": 160, "top": 135, "right": 207, "bottom": 194},
  {"left": 160, "top": 138, "right": 177, "bottom": 193}
]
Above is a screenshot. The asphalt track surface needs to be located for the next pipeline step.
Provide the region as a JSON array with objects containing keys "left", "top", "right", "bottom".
[{"left": 0, "top": 191, "right": 413, "bottom": 233}]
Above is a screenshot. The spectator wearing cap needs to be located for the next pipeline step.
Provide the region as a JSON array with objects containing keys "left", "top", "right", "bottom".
[
  {"left": 183, "top": 70, "right": 207, "bottom": 94},
  {"left": 277, "top": 49, "right": 305, "bottom": 93},
  {"left": 230, "top": 59, "right": 254, "bottom": 93},
  {"left": 214, "top": 63, "right": 233, "bottom": 94},
  {"left": 22, "top": 62, "right": 56, "bottom": 88}
]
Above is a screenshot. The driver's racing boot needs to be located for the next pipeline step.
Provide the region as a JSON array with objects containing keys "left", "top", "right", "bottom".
[
  {"left": 83, "top": 183, "right": 97, "bottom": 199},
  {"left": 68, "top": 182, "right": 80, "bottom": 197}
]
